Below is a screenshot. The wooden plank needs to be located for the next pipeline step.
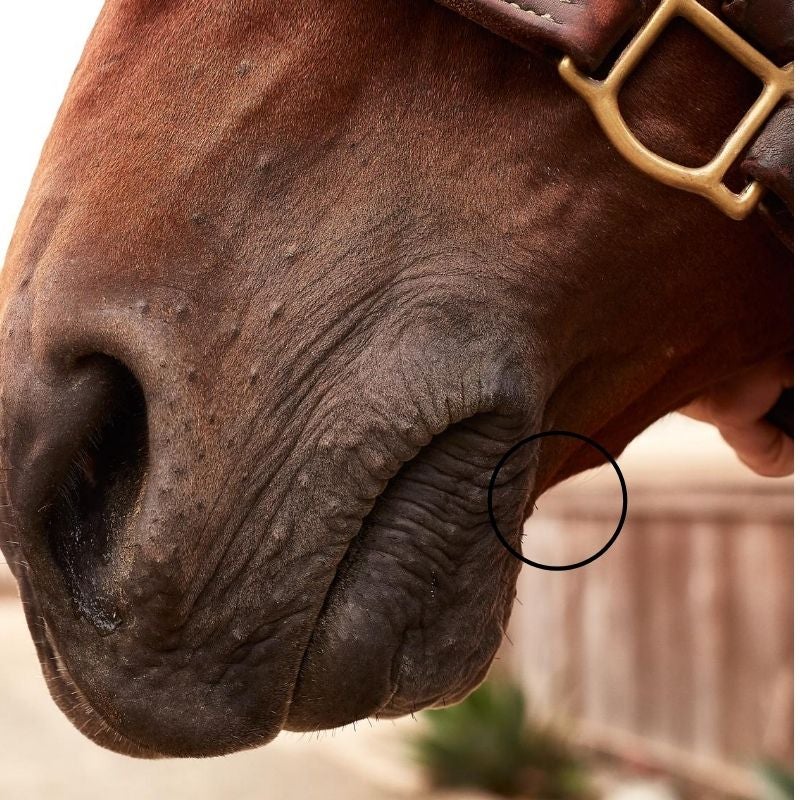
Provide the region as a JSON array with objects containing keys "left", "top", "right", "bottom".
[{"left": 507, "top": 482, "right": 793, "bottom": 791}]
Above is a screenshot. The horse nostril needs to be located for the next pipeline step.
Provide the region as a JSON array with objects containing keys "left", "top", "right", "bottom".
[{"left": 41, "top": 357, "right": 148, "bottom": 633}]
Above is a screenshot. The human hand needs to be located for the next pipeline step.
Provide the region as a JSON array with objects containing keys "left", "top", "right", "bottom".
[{"left": 681, "top": 354, "right": 793, "bottom": 477}]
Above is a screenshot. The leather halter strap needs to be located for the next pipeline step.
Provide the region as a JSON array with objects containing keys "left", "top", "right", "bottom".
[
  {"left": 439, "top": 0, "right": 648, "bottom": 72},
  {"left": 438, "top": 0, "right": 792, "bottom": 70},
  {"left": 437, "top": 0, "right": 794, "bottom": 243}
]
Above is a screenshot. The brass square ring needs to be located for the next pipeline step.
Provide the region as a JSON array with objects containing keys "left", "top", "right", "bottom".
[{"left": 559, "top": 0, "right": 794, "bottom": 219}]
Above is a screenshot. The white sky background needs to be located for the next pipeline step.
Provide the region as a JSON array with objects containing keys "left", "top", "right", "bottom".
[
  {"left": 0, "top": 2, "right": 105, "bottom": 257},
  {"left": 0, "top": 1, "right": 752, "bottom": 474}
]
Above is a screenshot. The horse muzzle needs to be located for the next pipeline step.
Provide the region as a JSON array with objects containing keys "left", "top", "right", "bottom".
[{"left": 0, "top": 287, "right": 541, "bottom": 757}]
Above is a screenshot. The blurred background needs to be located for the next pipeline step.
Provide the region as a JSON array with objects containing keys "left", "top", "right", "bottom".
[{"left": 0, "top": 4, "right": 793, "bottom": 799}]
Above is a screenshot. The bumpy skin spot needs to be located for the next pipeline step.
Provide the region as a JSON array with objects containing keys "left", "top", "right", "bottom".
[{"left": 0, "top": 0, "right": 791, "bottom": 757}]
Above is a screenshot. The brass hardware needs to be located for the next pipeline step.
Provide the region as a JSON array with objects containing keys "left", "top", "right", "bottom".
[{"left": 559, "top": 0, "right": 794, "bottom": 219}]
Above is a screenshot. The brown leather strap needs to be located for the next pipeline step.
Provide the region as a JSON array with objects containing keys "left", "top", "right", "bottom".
[
  {"left": 743, "top": 99, "right": 794, "bottom": 247},
  {"left": 437, "top": 0, "right": 792, "bottom": 72},
  {"left": 723, "top": 0, "right": 793, "bottom": 63},
  {"left": 743, "top": 101, "right": 794, "bottom": 210},
  {"left": 437, "top": 0, "right": 648, "bottom": 71},
  {"left": 439, "top": 0, "right": 794, "bottom": 435},
  {"left": 726, "top": 0, "right": 794, "bottom": 247}
]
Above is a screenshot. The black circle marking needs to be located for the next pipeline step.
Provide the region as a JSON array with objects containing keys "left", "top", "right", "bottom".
[{"left": 487, "top": 430, "right": 627, "bottom": 571}]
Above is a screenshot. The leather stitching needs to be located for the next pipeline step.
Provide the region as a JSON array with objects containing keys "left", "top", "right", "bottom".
[{"left": 502, "top": 0, "right": 567, "bottom": 23}]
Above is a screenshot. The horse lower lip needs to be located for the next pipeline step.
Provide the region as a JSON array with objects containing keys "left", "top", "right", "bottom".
[{"left": 286, "top": 410, "right": 531, "bottom": 731}]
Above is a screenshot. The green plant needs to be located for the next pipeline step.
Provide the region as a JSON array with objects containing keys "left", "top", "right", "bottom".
[
  {"left": 757, "top": 762, "right": 793, "bottom": 800},
  {"left": 409, "top": 678, "right": 590, "bottom": 798}
]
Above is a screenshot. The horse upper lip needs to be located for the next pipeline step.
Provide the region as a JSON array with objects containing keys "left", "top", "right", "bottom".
[
  {"left": 17, "top": 573, "right": 161, "bottom": 758},
  {"left": 18, "top": 402, "right": 531, "bottom": 754},
  {"left": 10, "top": 430, "right": 416, "bottom": 757}
]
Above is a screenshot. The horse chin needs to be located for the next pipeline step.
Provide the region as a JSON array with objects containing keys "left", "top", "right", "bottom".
[{"left": 16, "top": 577, "right": 164, "bottom": 759}]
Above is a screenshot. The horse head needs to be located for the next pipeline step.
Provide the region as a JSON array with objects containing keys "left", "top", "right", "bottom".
[{"left": 0, "top": 0, "right": 790, "bottom": 757}]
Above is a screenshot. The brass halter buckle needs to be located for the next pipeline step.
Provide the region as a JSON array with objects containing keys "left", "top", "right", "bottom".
[{"left": 559, "top": 0, "right": 794, "bottom": 220}]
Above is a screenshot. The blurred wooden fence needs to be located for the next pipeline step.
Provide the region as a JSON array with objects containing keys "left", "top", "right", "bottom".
[
  {"left": 0, "top": 560, "right": 14, "bottom": 595},
  {"left": 507, "top": 475, "right": 792, "bottom": 797}
]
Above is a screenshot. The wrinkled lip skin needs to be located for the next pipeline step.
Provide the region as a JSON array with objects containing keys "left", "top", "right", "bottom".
[{"left": 4, "top": 402, "right": 536, "bottom": 759}]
